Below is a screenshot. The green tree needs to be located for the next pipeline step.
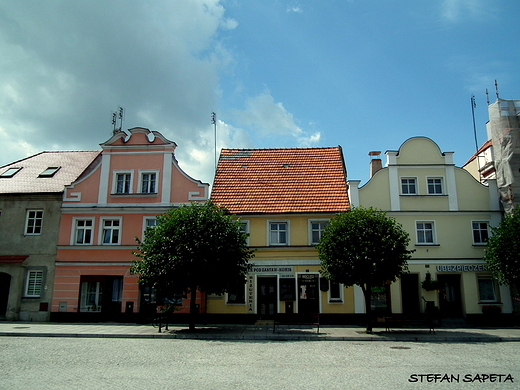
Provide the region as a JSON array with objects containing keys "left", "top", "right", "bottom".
[
  {"left": 132, "top": 201, "right": 254, "bottom": 330},
  {"left": 317, "top": 207, "right": 413, "bottom": 332},
  {"left": 484, "top": 208, "right": 520, "bottom": 302}
]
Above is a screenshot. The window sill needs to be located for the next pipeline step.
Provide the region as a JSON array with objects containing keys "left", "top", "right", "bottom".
[
  {"left": 328, "top": 300, "right": 343, "bottom": 304},
  {"left": 415, "top": 244, "right": 440, "bottom": 247},
  {"left": 472, "top": 244, "right": 487, "bottom": 247},
  {"left": 111, "top": 193, "right": 158, "bottom": 197}
]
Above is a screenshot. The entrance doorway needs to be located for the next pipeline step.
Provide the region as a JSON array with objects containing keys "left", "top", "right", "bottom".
[
  {"left": 297, "top": 274, "right": 319, "bottom": 314},
  {"left": 401, "top": 274, "right": 420, "bottom": 314},
  {"left": 0, "top": 273, "right": 11, "bottom": 318},
  {"left": 257, "top": 276, "right": 277, "bottom": 317},
  {"left": 438, "top": 274, "right": 463, "bottom": 317}
]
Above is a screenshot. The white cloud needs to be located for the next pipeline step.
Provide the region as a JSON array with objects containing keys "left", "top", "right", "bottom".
[{"left": 441, "top": 0, "right": 489, "bottom": 22}]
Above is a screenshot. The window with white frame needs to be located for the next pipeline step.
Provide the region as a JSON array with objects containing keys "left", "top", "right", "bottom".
[
  {"left": 401, "top": 177, "right": 417, "bottom": 195},
  {"left": 73, "top": 218, "right": 94, "bottom": 245},
  {"left": 115, "top": 172, "right": 132, "bottom": 194},
  {"left": 142, "top": 217, "right": 158, "bottom": 238},
  {"left": 416, "top": 221, "right": 435, "bottom": 244},
  {"left": 80, "top": 281, "right": 103, "bottom": 312},
  {"left": 101, "top": 218, "right": 121, "bottom": 245},
  {"left": 25, "top": 210, "right": 43, "bottom": 235},
  {"left": 238, "top": 220, "right": 250, "bottom": 246},
  {"left": 25, "top": 270, "right": 44, "bottom": 297},
  {"left": 472, "top": 221, "right": 489, "bottom": 245},
  {"left": 478, "top": 276, "right": 498, "bottom": 302},
  {"left": 310, "top": 220, "right": 328, "bottom": 245},
  {"left": 427, "top": 177, "right": 443, "bottom": 195},
  {"left": 140, "top": 172, "right": 157, "bottom": 194},
  {"left": 329, "top": 282, "right": 343, "bottom": 303},
  {"left": 269, "top": 222, "right": 288, "bottom": 246}
]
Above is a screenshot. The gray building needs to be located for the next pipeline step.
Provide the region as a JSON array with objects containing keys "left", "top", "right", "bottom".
[{"left": 0, "top": 151, "right": 99, "bottom": 321}]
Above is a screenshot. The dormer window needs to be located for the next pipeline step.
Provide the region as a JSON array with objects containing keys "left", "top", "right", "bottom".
[
  {"left": 0, "top": 167, "right": 22, "bottom": 178},
  {"left": 39, "top": 166, "right": 61, "bottom": 177}
]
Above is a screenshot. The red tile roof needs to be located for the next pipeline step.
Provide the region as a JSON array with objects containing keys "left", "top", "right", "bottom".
[
  {"left": 0, "top": 151, "right": 100, "bottom": 194},
  {"left": 211, "top": 147, "right": 349, "bottom": 214}
]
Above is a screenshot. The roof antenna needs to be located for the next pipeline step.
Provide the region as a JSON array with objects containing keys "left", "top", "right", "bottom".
[
  {"left": 495, "top": 80, "right": 500, "bottom": 100},
  {"left": 471, "top": 95, "right": 478, "bottom": 152},
  {"left": 486, "top": 89, "right": 490, "bottom": 105},
  {"left": 211, "top": 112, "right": 217, "bottom": 173},
  {"left": 112, "top": 106, "right": 124, "bottom": 135}
]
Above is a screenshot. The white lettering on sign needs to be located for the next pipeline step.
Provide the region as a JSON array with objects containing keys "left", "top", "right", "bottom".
[
  {"left": 251, "top": 266, "right": 293, "bottom": 274},
  {"left": 436, "top": 264, "right": 488, "bottom": 272}
]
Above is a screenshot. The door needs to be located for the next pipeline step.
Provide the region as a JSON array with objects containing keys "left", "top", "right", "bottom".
[
  {"left": 401, "top": 274, "right": 420, "bottom": 314},
  {"left": 438, "top": 274, "right": 463, "bottom": 317},
  {"left": 257, "top": 276, "right": 277, "bottom": 317},
  {"left": 0, "top": 273, "right": 11, "bottom": 318},
  {"left": 297, "top": 274, "right": 320, "bottom": 314}
]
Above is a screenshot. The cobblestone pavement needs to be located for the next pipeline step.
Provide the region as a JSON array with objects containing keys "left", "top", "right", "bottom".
[
  {"left": 1, "top": 337, "right": 518, "bottom": 389},
  {"left": 1, "top": 321, "right": 520, "bottom": 342}
]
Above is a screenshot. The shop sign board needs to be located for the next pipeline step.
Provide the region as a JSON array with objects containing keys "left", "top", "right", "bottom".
[{"left": 436, "top": 264, "right": 488, "bottom": 272}]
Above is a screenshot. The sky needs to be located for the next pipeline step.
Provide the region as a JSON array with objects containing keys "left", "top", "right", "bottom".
[{"left": 1, "top": 0, "right": 519, "bottom": 187}]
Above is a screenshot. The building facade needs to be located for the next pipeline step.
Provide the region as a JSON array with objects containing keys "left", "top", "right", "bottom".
[
  {"left": 209, "top": 147, "right": 352, "bottom": 321},
  {"left": 348, "top": 137, "right": 513, "bottom": 323},
  {"left": 51, "top": 128, "right": 209, "bottom": 321},
  {"left": 0, "top": 151, "right": 99, "bottom": 321}
]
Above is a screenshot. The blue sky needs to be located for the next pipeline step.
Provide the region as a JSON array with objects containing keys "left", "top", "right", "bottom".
[{"left": 1, "top": 0, "right": 519, "bottom": 186}]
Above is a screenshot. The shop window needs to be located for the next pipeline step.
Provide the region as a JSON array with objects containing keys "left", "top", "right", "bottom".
[
  {"left": 269, "top": 221, "right": 288, "bottom": 246},
  {"left": 478, "top": 277, "right": 498, "bottom": 303},
  {"left": 309, "top": 220, "right": 328, "bottom": 245},
  {"left": 73, "top": 218, "right": 94, "bottom": 245},
  {"left": 472, "top": 221, "right": 489, "bottom": 245},
  {"left": 416, "top": 221, "right": 436, "bottom": 245},
  {"left": 226, "top": 284, "right": 246, "bottom": 304},
  {"left": 427, "top": 177, "right": 444, "bottom": 195},
  {"left": 80, "top": 281, "right": 103, "bottom": 312},
  {"left": 401, "top": 177, "right": 417, "bottom": 195},
  {"left": 25, "top": 210, "right": 43, "bottom": 235},
  {"left": 25, "top": 270, "right": 44, "bottom": 297}
]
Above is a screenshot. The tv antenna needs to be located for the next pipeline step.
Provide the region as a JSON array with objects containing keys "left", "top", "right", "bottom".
[
  {"left": 471, "top": 95, "right": 478, "bottom": 152},
  {"left": 495, "top": 79, "right": 500, "bottom": 100},
  {"left": 112, "top": 107, "right": 124, "bottom": 134},
  {"left": 211, "top": 112, "right": 217, "bottom": 172}
]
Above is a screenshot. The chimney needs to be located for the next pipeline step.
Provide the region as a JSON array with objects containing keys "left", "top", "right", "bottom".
[{"left": 369, "top": 151, "right": 382, "bottom": 177}]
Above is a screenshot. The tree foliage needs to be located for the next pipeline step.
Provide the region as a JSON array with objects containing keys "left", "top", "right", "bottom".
[
  {"left": 132, "top": 201, "right": 254, "bottom": 329},
  {"left": 484, "top": 208, "right": 520, "bottom": 292},
  {"left": 317, "top": 206, "right": 413, "bottom": 332}
]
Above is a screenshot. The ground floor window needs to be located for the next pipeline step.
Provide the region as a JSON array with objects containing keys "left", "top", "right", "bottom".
[
  {"left": 329, "top": 282, "right": 343, "bottom": 303},
  {"left": 478, "top": 276, "right": 498, "bottom": 303},
  {"left": 227, "top": 284, "right": 246, "bottom": 304},
  {"left": 25, "top": 270, "right": 44, "bottom": 297},
  {"left": 80, "top": 281, "right": 103, "bottom": 312}
]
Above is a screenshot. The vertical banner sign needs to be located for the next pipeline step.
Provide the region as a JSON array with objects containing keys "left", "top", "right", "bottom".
[{"left": 247, "top": 274, "right": 254, "bottom": 313}]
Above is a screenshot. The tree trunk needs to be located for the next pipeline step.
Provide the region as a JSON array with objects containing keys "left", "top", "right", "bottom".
[
  {"left": 189, "top": 285, "right": 198, "bottom": 331},
  {"left": 361, "top": 284, "right": 373, "bottom": 333}
]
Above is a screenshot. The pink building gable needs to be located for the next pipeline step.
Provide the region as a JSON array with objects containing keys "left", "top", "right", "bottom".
[{"left": 53, "top": 128, "right": 209, "bottom": 320}]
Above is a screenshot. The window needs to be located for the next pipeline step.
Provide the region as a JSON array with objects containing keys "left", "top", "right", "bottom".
[
  {"left": 80, "top": 281, "right": 103, "bottom": 312},
  {"left": 39, "top": 166, "right": 61, "bottom": 177},
  {"left": 416, "top": 221, "right": 435, "bottom": 244},
  {"left": 0, "top": 167, "right": 22, "bottom": 178},
  {"left": 74, "top": 218, "right": 94, "bottom": 245},
  {"left": 143, "top": 217, "right": 158, "bottom": 238},
  {"left": 101, "top": 218, "right": 121, "bottom": 244},
  {"left": 427, "top": 177, "right": 443, "bottom": 195},
  {"left": 401, "top": 178, "right": 417, "bottom": 195},
  {"left": 140, "top": 172, "right": 157, "bottom": 193},
  {"left": 115, "top": 173, "right": 132, "bottom": 194},
  {"left": 329, "top": 282, "right": 343, "bottom": 303},
  {"left": 269, "top": 222, "right": 288, "bottom": 245},
  {"left": 478, "top": 277, "right": 498, "bottom": 302},
  {"left": 226, "top": 284, "right": 246, "bottom": 304},
  {"left": 472, "top": 221, "right": 489, "bottom": 245},
  {"left": 238, "top": 220, "right": 250, "bottom": 246},
  {"left": 25, "top": 270, "right": 44, "bottom": 297},
  {"left": 310, "top": 220, "right": 328, "bottom": 245},
  {"left": 25, "top": 210, "right": 43, "bottom": 235}
]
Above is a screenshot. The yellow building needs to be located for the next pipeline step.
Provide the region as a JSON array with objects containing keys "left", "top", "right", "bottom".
[
  {"left": 348, "top": 137, "right": 513, "bottom": 324},
  {"left": 210, "top": 147, "right": 352, "bottom": 321}
]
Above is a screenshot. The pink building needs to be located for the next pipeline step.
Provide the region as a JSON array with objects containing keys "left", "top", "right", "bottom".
[{"left": 51, "top": 128, "right": 209, "bottom": 321}]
